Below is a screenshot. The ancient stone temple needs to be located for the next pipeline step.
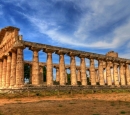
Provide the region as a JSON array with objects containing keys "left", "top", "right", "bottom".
[{"left": 0, "top": 26, "right": 130, "bottom": 89}]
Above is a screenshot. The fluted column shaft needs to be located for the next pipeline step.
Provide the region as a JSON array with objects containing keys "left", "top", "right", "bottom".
[
  {"left": 56, "top": 68, "right": 60, "bottom": 82},
  {"left": 98, "top": 60, "right": 104, "bottom": 85},
  {"left": 80, "top": 57, "right": 87, "bottom": 85},
  {"left": 16, "top": 48, "right": 24, "bottom": 87},
  {"left": 90, "top": 59, "right": 96, "bottom": 85},
  {"left": 32, "top": 50, "right": 40, "bottom": 85},
  {"left": 39, "top": 66, "right": 43, "bottom": 84},
  {"left": 10, "top": 51, "right": 17, "bottom": 87},
  {"left": 65, "top": 69, "right": 68, "bottom": 83},
  {"left": 106, "top": 61, "right": 112, "bottom": 85},
  {"left": 77, "top": 69, "right": 81, "bottom": 82},
  {"left": 59, "top": 54, "right": 66, "bottom": 85},
  {"left": 95, "top": 70, "right": 99, "bottom": 83},
  {"left": 126, "top": 64, "right": 130, "bottom": 85},
  {"left": 0, "top": 60, "right": 3, "bottom": 88},
  {"left": 70, "top": 56, "right": 77, "bottom": 85},
  {"left": 2, "top": 57, "right": 7, "bottom": 88},
  {"left": 113, "top": 63, "right": 119, "bottom": 85},
  {"left": 120, "top": 63, "right": 126, "bottom": 85},
  {"left": 6, "top": 54, "right": 11, "bottom": 88},
  {"left": 46, "top": 52, "right": 53, "bottom": 86}
]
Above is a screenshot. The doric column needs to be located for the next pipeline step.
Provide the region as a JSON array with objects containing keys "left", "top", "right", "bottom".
[
  {"left": 106, "top": 61, "right": 112, "bottom": 85},
  {"left": 0, "top": 59, "right": 3, "bottom": 88},
  {"left": 126, "top": 63, "right": 130, "bottom": 85},
  {"left": 98, "top": 60, "right": 104, "bottom": 85},
  {"left": 70, "top": 55, "right": 77, "bottom": 86},
  {"left": 29, "top": 65, "right": 32, "bottom": 84},
  {"left": 77, "top": 69, "right": 81, "bottom": 82},
  {"left": 46, "top": 51, "right": 53, "bottom": 86},
  {"left": 31, "top": 48, "right": 40, "bottom": 85},
  {"left": 80, "top": 56, "right": 87, "bottom": 86},
  {"left": 39, "top": 66, "right": 43, "bottom": 84},
  {"left": 59, "top": 53, "right": 66, "bottom": 85},
  {"left": 10, "top": 50, "right": 17, "bottom": 88},
  {"left": 55, "top": 67, "right": 60, "bottom": 82},
  {"left": 6, "top": 53, "right": 11, "bottom": 88},
  {"left": 120, "top": 62, "right": 126, "bottom": 85},
  {"left": 2, "top": 56, "right": 7, "bottom": 88},
  {"left": 113, "top": 63, "right": 119, "bottom": 85},
  {"left": 65, "top": 69, "right": 68, "bottom": 83},
  {"left": 15, "top": 47, "right": 24, "bottom": 87},
  {"left": 90, "top": 58, "right": 96, "bottom": 85},
  {"left": 95, "top": 69, "right": 99, "bottom": 83}
]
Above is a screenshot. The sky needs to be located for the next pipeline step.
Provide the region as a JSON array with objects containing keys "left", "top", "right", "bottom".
[{"left": 0, "top": 0, "right": 130, "bottom": 70}]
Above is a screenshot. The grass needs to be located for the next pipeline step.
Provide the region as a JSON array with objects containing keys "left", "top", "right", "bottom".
[
  {"left": 58, "top": 104, "right": 63, "bottom": 107},
  {"left": 120, "top": 111, "right": 126, "bottom": 114}
]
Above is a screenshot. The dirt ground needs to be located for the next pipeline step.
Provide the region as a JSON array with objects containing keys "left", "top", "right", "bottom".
[{"left": 0, "top": 93, "right": 130, "bottom": 115}]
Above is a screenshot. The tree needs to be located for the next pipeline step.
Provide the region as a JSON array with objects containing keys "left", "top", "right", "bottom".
[{"left": 24, "top": 64, "right": 30, "bottom": 79}]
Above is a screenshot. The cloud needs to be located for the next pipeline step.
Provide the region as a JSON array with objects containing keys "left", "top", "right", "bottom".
[{"left": 11, "top": 0, "right": 130, "bottom": 49}]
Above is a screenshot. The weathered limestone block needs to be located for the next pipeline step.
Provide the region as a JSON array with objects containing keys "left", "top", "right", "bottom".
[
  {"left": 56, "top": 67, "right": 60, "bottom": 82},
  {"left": 126, "top": 64, "right": 130, "bottom": 85},
  {"left": 0, "top": 60, "right": 3, "bottom": 88},
  {"left": 10, "top": 51, "right": 17, "bottom": 87},
  {"left": 70, "top": 56, "right": 77, "bottom": 86},
  {"left": 113, "top": 63, "right": 119, "bottom": 85},
  {"left": 39, "top": 66, "right": 43, "bottom": 84},
  {"left": 2, "top": 57, "right": 7, "bottom": 88},
  {"left": 90, "top": 59, "right": 96, "bottom": 85},
  {"left": 77, "top": 69, "right": 81, "bottom": 82},
  {"left": 6, "top": 54, "right": 11, "bottom": 88},
  {"left": 16, "top": 48, "right": 24, "bottom": 87},
  {"left": 98, "top": 60, "right": 104, "bottom": 85},
  {"left": 32, "top": 50, "right": 40, "bottom": 85},
  {"left": 80, "top": 57, "right": 87, "bottom": 85},
  {"left": 120, "top": 63, "right": 126, "bottom": 85},
  {"left": 46, "top": 52, "right": 53, "bottom": 86},
  {"left": 59, "top": 54, "right": 66, "bottom": 85},
  {"left": 106, "top": 61, "right": 112, "bottom": 85}
]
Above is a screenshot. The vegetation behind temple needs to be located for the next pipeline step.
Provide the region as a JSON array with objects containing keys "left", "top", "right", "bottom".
[{"left": 24, "top": 64, "right": 90, "bottom": 84}]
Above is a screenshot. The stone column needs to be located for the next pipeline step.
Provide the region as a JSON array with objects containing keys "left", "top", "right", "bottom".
[
  {"left": 6, "top": 53, "right": 11, "bottom": 88},
  {"left": 90, "top": 58, "right": 96, "bottom": 85},
  {"left": 59, "top": 54, "right": 66, "bottom": 85},
  {"left": 70, "top": 55, "right": 77, "bottom": 86},
  {"left": 106, "top": 61, "right": 112, "bottom": 85},
  {"left": 126, "top": 64, "right": 130, "bottom": 85},
  {"left": 46, "top": 52, "right": 53, "bottom": 86},
  {"left": 29, "top": 65, "right": 32, "bottom": 84},
  {"left": 98, "top": 60, "right": 104, "bottom": 85},
  {"left": 65, "top": 69, "right": 68, "bottom": 83},
  {"left": 39, "top": 66, "right": 43, "bottom": 84},
  {"left": 32, "top": 49, "right": 40, "bottom": 85},
  {"left": 80, "top": 56, "right": 87, "bottom": 85},
  {"left": 95, "top": 69, "right": 99, "bottom": 83},
  {"left": 2, "top": 56, "right": 7, "bottom": 88},
  {"left": 10, "top": 50, "right": 17, "bottom": 88},
  {"left": 0, "top": 60, "right": 3, "bottom": 88},
  {"left": 56, "top": 67, "right": 60, "bottom": 82},
  {"left": 113, "top": 63, "right": 119, "bottom": 85},
  {"left": 15, "top": 48, "right": 24, "bottom": 87},
  {"left": 120, "top": 63, "right": 126, "bottom": 85},
  {"left": 77, "top": 69, "right": 81, "bottom": 82}
]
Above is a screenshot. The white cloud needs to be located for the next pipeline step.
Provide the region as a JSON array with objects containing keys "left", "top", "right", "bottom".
[{"left": 17, "top": 0, "right": 130, "bottom": 49}]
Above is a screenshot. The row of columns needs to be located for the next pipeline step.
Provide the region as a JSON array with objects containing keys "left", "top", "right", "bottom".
[
  {"left": 1, "top": 47, "right": 130, "bottom": 88},
  {"left": 30, "top": 48, "right": 130, "bottom": 86},
  {"left": 0, "top": 47, "right": 24, "bottom": 88}
]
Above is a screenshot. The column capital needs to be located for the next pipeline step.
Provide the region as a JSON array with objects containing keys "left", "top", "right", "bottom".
[
  {"left": 55, "top": 50, "right": 66, "bottom": 55},
  {"left": 43, "top": 48, "right": 54, "bottom": 53},
  {"left": 67, "top": 52, "right": 79, "bottom": 56},
  {"left": 29, "top": 47, "right": 41, "bottom": 51}
]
